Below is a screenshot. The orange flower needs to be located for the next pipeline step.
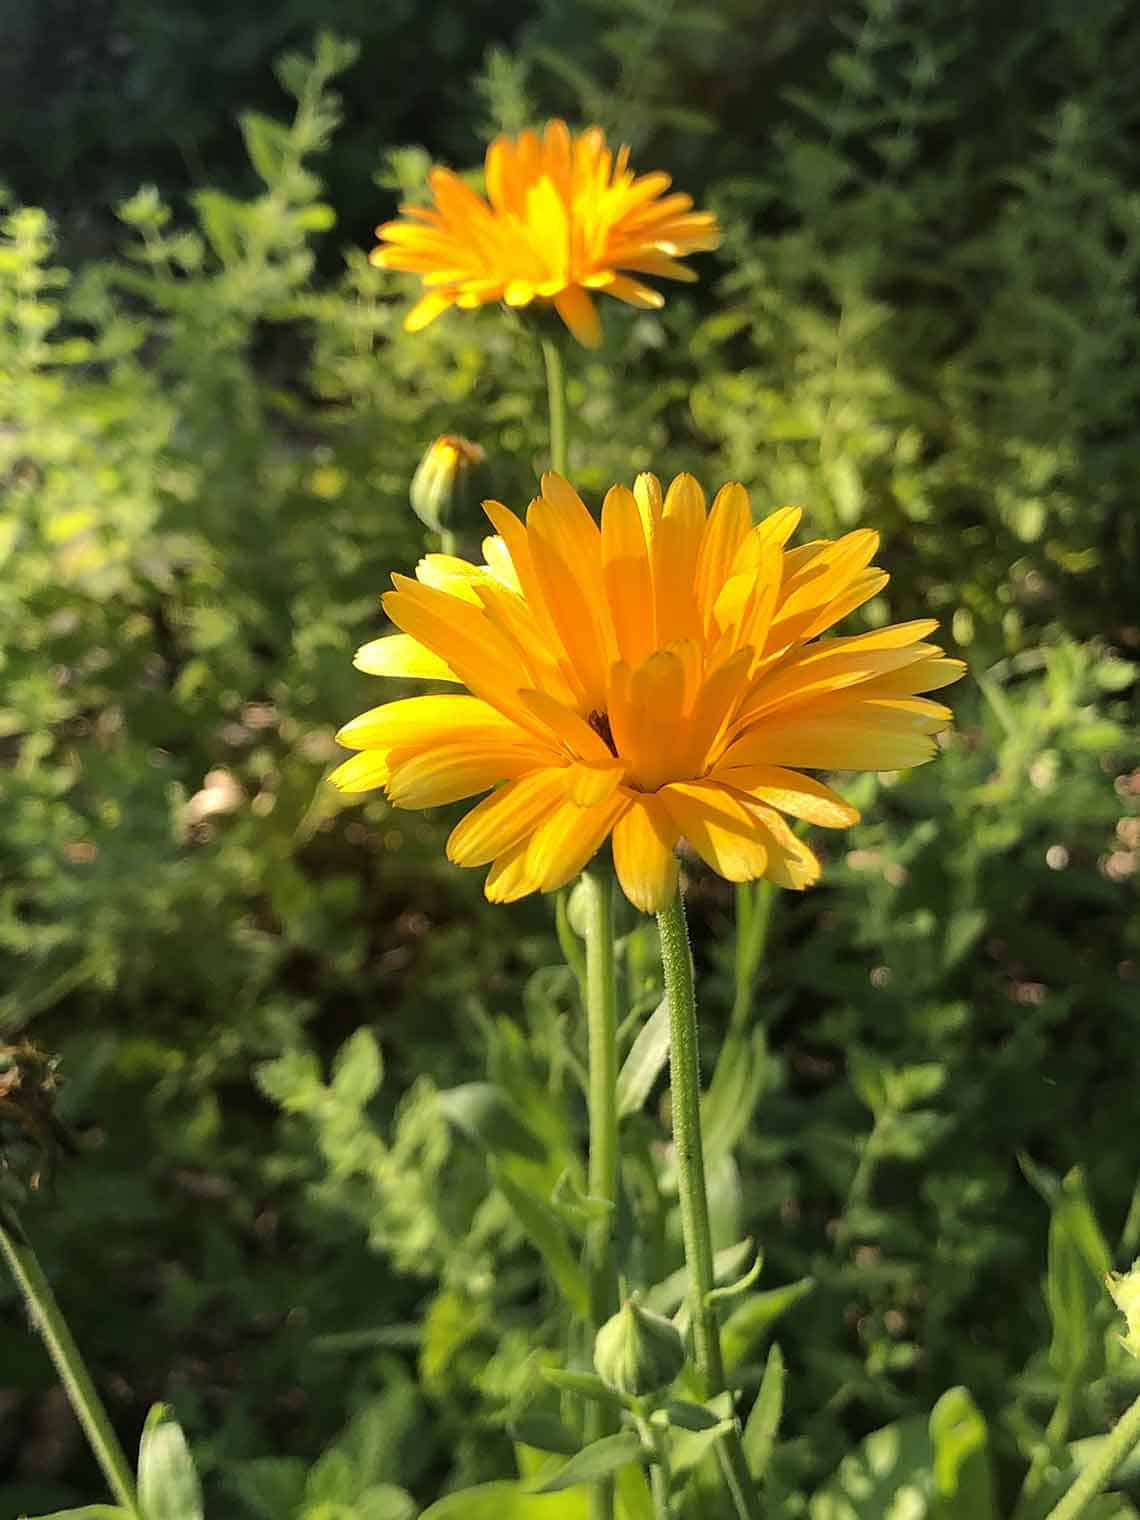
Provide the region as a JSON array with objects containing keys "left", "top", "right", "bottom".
[
  {"left": 332, "top": 473, "right": 964, "bottom": 912},
  {"left": 371, "top": 120, "right": 720, "bottom": 347}
]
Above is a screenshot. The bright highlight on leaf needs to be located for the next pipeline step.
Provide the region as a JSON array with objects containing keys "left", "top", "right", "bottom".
[
  {"left": 331, "top": 472, "right": 964, "bottom": 912},
  {"left": 371, "top": 120, "right": 720, "bottom": 347}
]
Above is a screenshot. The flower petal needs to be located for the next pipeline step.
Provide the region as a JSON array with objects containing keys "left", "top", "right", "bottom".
[
  {"left": 714, "top": 764, "right": 859, "bottom": 827},
  {"left": 553, "top": 285, "right": 603, "bottom": 347},
  {"left": 657, "top": 781, "right": 770, "bottom": 883},
  {"left": 447, "top": 768, "right": 571, "bottom": 866},
  {"left": 328, "top": 751, "right": 392, "bottom": 794},
  {"left": 721, "top": 717, "right": 938, "bottom": 772},
  {"left": 353, "top": 634, "right": 458, "bottom": 681},
  {"left": 335, "top": 693, "right": 512, "bottom": 751},
  {"left": 525, "top": 792, "right": 630, "bottom": 891},
  {"left": 612, "top": 795, "right": 680, "bottom": 912},
  {"left": 385, "top": 742, "right": 550, "bottom": 808}
]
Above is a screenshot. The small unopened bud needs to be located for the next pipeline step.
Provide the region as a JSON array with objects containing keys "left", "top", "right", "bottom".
[
  {"left": 409, "top": 435, "right": 486, "bottom": 535},
  {"left": 594, "top": 1294, "right": 685, "bottom": 1397},
  {"left": 1108, "top": 1261, "right": 1140, "bottom": 1358}
]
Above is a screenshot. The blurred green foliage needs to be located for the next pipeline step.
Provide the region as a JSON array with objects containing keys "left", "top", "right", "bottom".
[{"left": 1, "top": 1, "right": 1138, "bottom": 1516}]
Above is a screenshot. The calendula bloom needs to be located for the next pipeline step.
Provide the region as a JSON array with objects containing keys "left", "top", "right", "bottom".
[
  {"left": 331, "top": 473, "right": 964, "bottom": 913},
  {"left": 371, "top": 120, "right": 719, "bottom": 347}
]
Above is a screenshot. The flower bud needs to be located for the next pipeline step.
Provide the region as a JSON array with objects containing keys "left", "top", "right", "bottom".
[
  {"left": 409, "top": 434, "right": 486, "bottom": 535},
  {"left": 1108, "top": 1261, "right": 1140, "bottom": 1359},
  {"left": 594, "top": 1294, "right": 685, "bottom": 1398}
]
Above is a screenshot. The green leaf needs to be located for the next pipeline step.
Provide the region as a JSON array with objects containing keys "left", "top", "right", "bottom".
[
  {"left": 1041, "top": 1167, "right": 1113, "bottom": 1382},
  {"left": 705, "top": 1247, "right": 764, "bottom": 1306},
  {"left": 492, "top": 1163, "right": 590, "bottom": 1315},
  {"left": 550, "top": 1170, "right": 614, "bottom": 1230},
  {"left": 542, "top": 1368, "right": 627, "bottom": 1408},
  {"left": 439, "top": 1084, "right": 546, "bottom": 1162},
  {"left": 929, "top": 1387, "right": 995, "bottom": 1520},
  {"left": 192, "top": 189, "right": 247, "bottom": 265},
  {"left": 614, "top": 1465, "right": 656, "bottom": 1520},
  {"left": 661, "top": 1392, "right": 735, "bottom": 1477},
  {"left": 305, "top": 1447, "right": 355, "bottom": 1505},
  {"left": 510, "top": 1415, "right": 582, "bottom": 1456},
  {"left": 743, "top": 1343, "right": 785, "bottom": 1481},
  {"left": 526, "top": 1433, "right": 645, "bottom": 1493},
  {"left": 662, "top": 1399, "right": 734, "bottom": 1433},
  {"left": 616, "top": 998, "right": 670, "bottom": 1117},
  {"left": 25, "top": 1510, "right": 130, "bottom": 1520},
  {"left": 353, "top": 1485, "right": 418, "bottom": 1520},
  {"left": 721, "top": 1279, "right": 815, "bottom": 1372},
  {"left": 646, "top": 1238, "right": 755, "bottom": 1316},
  {"left": 331, "top": 1027, "right": 382, "bottom": 1107},
  {"left": 701, "top": 1028, "right": 766, "bottom": 1164},
  {"left": 1094, "top": 657, "right": 1138, "bottom": 692},
  {"left": 229, "top": 1457, "right": 308, "bottom": 1518},
  {"left": 240, "top": 111, "right": 294, "bottom": 186},
  {"left": 810, "top": 1417, "right": 934, "bottom": 1520},
  {"left": 138, "top": 1405, "right": 204, "bottom": 1520},
  {"left": 419, "top": 1480, "right": 587, "bottom": 1519}
]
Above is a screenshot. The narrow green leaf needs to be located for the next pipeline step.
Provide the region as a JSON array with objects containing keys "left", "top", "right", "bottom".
[
  {"left": 722, "top": 1279, "right": 815, "bottom": 1372},
  {"left": 705, "top": 1248, "right": 763, "bottom": 1306},
  {"left": 419, "top": 1480, "right": 587, "bottom": 1518},
  {"left": 510, "top": 1415, "right": 582, "bottom": 1455},
  {"left": 701, "top": 1028, "right": 766, "bottom": 1164},
  {"left": 616, "top": 998, "right": 670, "bottom": 1117},
  {"left": 24, "top": 1509, "right": 130, "bottom": 1520},
  {"left": 527, "top": 1433, "right": 645, "bottom": 1493},
  {"left": 743, "top": 1343, "right": 785, "bottom": 1481},
  {"left": 492, "top": 1164, "right": 590, "bottom": 1315},
  {"left": 439, "top": 1084, "right": 546, "bottom": 1162},
  {"left": 542, "top": 1368, "right": 627, "bottom": 1409},
  {"left": 662, "top": 1392, "right": 735, "bottom": 1477},
  {"left": 662, "top": 1399, "right": 734, "bottom": 1433},
  {"left": 646, "top": 1238, "right": 754, "bottom": 1316}
]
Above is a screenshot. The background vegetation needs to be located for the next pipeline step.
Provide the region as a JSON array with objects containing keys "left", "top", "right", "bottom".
[{"left": 1, "top": 0, "right": 1138, "bottom": 1515}]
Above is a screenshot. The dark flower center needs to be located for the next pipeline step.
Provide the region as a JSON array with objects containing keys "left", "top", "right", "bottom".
[{"left": 587, "top": 709, "right": 618, "bottom": 756}]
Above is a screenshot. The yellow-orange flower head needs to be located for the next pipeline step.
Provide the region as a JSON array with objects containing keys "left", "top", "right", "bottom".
[
  {"left": 371, "top": 120, "right": 720, "bottom": 348},
  {"left": 331, "top": 473, "right": 964, "bottom": 913}
]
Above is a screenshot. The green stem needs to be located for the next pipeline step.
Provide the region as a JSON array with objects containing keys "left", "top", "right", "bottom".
[
  {"left": 541, "top": 334, "right": 569, "bottom": 476},
  {"left": 1019, "top": 1380, "right": 1077, "bottom": 1515},
  {"left": 635, "top": 1410, "right": 673, "bottom": 1520},
  {"left": 1043, "top": 1388, "right": 1140, "bottom": 1520},
  {"left": 581, "top": 867, "right": 620, "bottom": 1520},
  {"left": 656, "top": 889, "right": 763, "bottom": 1520},
  {"left": 732, "top": 880, "right": 773, "bottom": 1031},
  {"left": 0, "top": 1204, "right": 140, "bottom": 1516}
]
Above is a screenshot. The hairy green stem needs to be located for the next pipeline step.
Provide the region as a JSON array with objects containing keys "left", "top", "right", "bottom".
[
  {"left": 656, "top": 889, "right": 763, "bottom": 1520},
  {"left": 541, "top": 334, "right": 569, "bottom": 476},
  {"left": 1043, "top": 1389, "right": 1140, "bottom": 1520},
  {"left": 581, "top": 867, "right": 620, "bottom": 1520},
  {"left": 0, "top": 1204, "right": 140, "bottom": 1516}
]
